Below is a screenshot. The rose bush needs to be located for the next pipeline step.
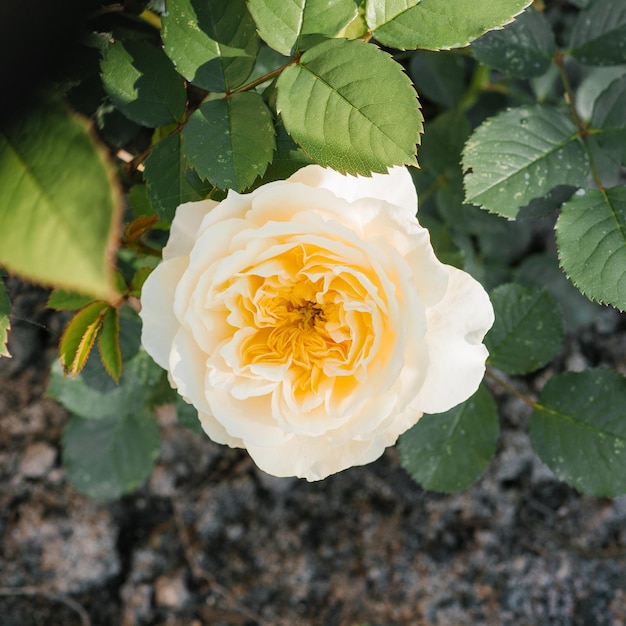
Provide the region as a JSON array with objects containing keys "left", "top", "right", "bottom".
[{"left": 140, "top": 165, "right": 494, "bottom": 480}]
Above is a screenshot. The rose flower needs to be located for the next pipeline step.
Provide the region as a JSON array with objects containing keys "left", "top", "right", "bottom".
[{"left": 140, "top": 165, "right": 494, "bottom": 480}]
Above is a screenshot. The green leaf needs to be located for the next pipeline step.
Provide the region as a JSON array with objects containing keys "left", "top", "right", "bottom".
[
  {"left": 591, "top": 75, "right": 626, "bottom": 163},
  {"left": 0, "top": 278, "right": 10, "bottom": 358},
  {"left": 398, "top": 385, "right": 499, "bottom": 492},
  {"left": 516, "top": 253, "right": 600, "bottom": 332},
  {"left": 256, "top": 122, "right": 314, "bottom": 184},
  {"left": 575, "top": 66, "right": 626, "bottom": 121},
  {"left": 144, "top": 133, "right": 211, "bottom": 223},
  {"left": 462, "top": 105, "right": 588, "bottom": 218},
  {"left": 62, "top": 409, "right": 160, "bottom": 499},
  {"left": 485, "top": 284, "right": 564, "bottom": 375},
  {"left": 47, "top": 289, "right": 95, "bottom": 311},
  {"left": 161, "top": 0, "right": 259, "bottom": 91},
  {"left": 408, "top": 50, "right": 467, "bottom": 108},
  {"left": 98, "top": 307, "right": 123, "bottom": 382},
  {"left": 366, "top": 0, "right": 532, "bottom": 50},
  {"left": 0, "top": 95, "right": 120, "bottom": 300},
  {"left": 100, "top": 38, "right": 186, "bottom": 127},
  {"left": 276, "top": 37, "right": 422, "bottom": 175},
  {"left": 530, "top": 369, "right": 626, "bottom": 496},
  {"left": 247, "top": 0, "right": 358, "bottom": 56},
  {"left": 47, "top": 350, "right": 160, "bottom": 420},
  {"left": 556, "top": 186, "right": 626, "bottom": 311},
  {"left": 471, "top": 8, "right": 555, "bottom": 79},
  {"left": 59, "top": 302, "right": 110, "bottom": 378},
  {"left": 176, "top": 399, "right": 205, "bottom": 435},
  {"left": 184, "top": 92, "right": 276, "bottom": 191},
  {"left": 570, "top": 0, "right": 626, "bottom": 66}
]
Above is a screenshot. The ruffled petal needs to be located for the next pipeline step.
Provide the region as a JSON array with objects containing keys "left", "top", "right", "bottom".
[
  {"left": 411, "top": 266, "right": 494, "bottom": 414},
  {"left": 289, "top": 164, "right": 417, "bottom": 215}
]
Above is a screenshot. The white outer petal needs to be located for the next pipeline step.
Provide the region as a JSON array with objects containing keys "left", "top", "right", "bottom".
[
  {"left": 411, "top": 266, "right": 495, "bottom": 415},
  {"left": 163, "top": 200, "right": 217, "bottom": 261},
  {"left": 139, "top": 256, "right": 188, "bottom": 369},
  {"left": 288, "top": 164, "right": 417, "bottom": 215}
]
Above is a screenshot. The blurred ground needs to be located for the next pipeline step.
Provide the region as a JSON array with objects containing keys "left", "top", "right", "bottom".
[{"left": 2, "top": 282, "right": 626, "bottom": 626}]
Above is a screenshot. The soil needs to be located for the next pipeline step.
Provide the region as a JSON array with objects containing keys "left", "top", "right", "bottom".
[{"left": 2, "top": 281, "right": 626, "bottom": 626}]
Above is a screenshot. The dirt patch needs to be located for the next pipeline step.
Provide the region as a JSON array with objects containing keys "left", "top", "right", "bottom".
[{"left": 2, "top": 285, "right": 626, "bottom": 625}]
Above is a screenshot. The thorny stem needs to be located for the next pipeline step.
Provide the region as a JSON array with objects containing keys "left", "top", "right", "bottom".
[
  {"left": 554, "top": 49, "right": 605, "bottom": 191},
  {"left": 485, "top": 368, "right": 536, "bottom": 408}
]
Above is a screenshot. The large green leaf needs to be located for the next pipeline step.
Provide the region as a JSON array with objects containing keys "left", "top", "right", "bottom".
[
  {"left": 144, "top": 132, "right": 210, "bottom": 223},
  {"left": 276, "top": 37, "right": 421, "bottom": 175},
  {"left": 471, "top": 8, "right": 555, "bottom": 79},
  {"left": 184, "top": 92, "right": 275, "bottom": 191},
  {"left": 0, "top": 95, "right": 120, "bottom": 300},
  {"left": 462, "top": 105, "right": 588, "bottom": 218},
  {"left": 398, "top": 385, "right": 499, "bottom": 492},
  {"left": 47, "top": 350, "right": 160, "bottom": 420},
  {"left": 530, "top": 369, "right": 626, "bottom": 496},
  {"left": 100, "top": 39, "right": 187, "bottom": 128},
  {"left": 0, "top": 277, "right": 10, "bottom": 358},
  {"left": 366, "top": 0, "right": 531, "bottom": 50},
  {"left": 62, "top": 409, "right": 160, "bottom": 499},
  {"left": 570, "top": 0, "right": 626, "bottom": 66},
  {"left": 485, "top": 283, "right": 564, "bottom": 375},
  {"left": 556, "top": 186, "right": 626, "bottom": 311},
  {"left": 161, "top": 0, "right": 259, "bottom": 91},
  {"left": 247, "top": 0, "right": 358, "bottom": 56}
]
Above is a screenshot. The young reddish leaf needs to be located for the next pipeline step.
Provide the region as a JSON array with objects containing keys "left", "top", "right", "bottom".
[
  {"left": 59, "top": 301, "right": 109, "bottom": 377},
  {"left": 98, "top": 307, "right": 123, "bottom": 382},
  {"left": 124, "top": 215, "right": 159, "bottom": 242}
]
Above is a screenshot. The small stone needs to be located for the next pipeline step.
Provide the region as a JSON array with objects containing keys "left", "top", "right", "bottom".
[
  {"left": 19, "top": 442, "right": 56, "bottom": 478},
  {"left": 154, "top": 571, "right": 190, "bottom": 609}
]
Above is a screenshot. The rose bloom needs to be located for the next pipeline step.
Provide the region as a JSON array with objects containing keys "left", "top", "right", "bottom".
[{"left": 140, "top": 165, "right": 494, "bottom": 481}]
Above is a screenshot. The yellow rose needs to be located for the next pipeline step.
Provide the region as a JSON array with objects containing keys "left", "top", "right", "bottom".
[{"left": 140, "top": 165, "right": 494, "bottom": 480}]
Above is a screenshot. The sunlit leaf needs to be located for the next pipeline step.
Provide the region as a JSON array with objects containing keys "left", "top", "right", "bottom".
[
  {"left": 162, "top": 0, "right": 259, "bottom": 91},
  {"left": 366, "top": 0, "right": 532, "bottom": 50},
  {"left": 277, "top": 37, "right": 421, "bottom": 175},
  {"left": 398, "top": 385, "right": 499, "bottom": 492},
  {"left": 0, "top": 95, "right": 120, "bottom": 300},
  {"left": 485, "top": 283, "right": 564, "bottom": 374},
  {"left": 47, "top": 290, "right": 95, "bottom": 312},
  {"left": 184, "top": 92, "right": 275, "bottom": 191},
  {"left": 98, "top": 307, "right": 123, "bottom": 382},
  {"left": 530, "top": 369, "right": 626, "bottom": 496},
  {"left": 556, "top": 186, "right": 626, "bottom": 311},
  {"left": 59, "top": 302, "right": 110, "bottom": 378},
  {"left": 462, "top": 105, "right": 588, "bottom": 218},
  {"left": 247, "top": 0, "right": 357, "bottom": 55}
]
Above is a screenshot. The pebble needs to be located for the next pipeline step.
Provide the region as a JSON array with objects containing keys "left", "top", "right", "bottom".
[{"left": 19, "top": 442, "right": 56, "bottom": 478}]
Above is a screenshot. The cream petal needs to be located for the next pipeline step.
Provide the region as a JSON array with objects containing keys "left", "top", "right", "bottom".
[
  {"left": 411, "top": 266, "right": 494, "bottom": 414},
  {"left": 163, "top": 200, "right": 218, "bottom": 261},
  {"left": 139, "top": 257, "right": 188, "bottom": 369},
  {"left": 289, "top": 164, "right": 417, "bottom": 214},
  {"left": 197, "top": 409, "right": 244, "bottom": 448},
  {"left": 245, "top": 433, "right": 386, "bottom": 480},
  {"left": 206, "top": 387, "right": 292, "bottom": 447},
  {"left": 169, "top": 327, "right": 212, "bottom": 416}
]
